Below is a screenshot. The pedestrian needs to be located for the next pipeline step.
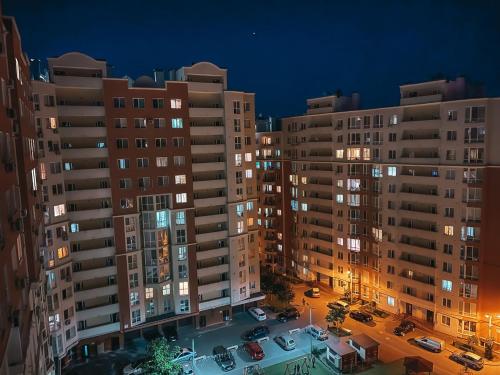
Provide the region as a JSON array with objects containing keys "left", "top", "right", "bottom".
[
  {"left": 302, "top": 297, "right": 306, "bottom": 306},
  {"left": 312, "top": 356, "right": 316, "bottom": 368}
]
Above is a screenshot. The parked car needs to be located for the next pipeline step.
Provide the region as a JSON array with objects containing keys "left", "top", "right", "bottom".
[
  {"left": 393, "top": 320, "right": 416, "bottom": 336},
  {"left": 248, "top": 307, "right": 267, "bottom": 321},
  {"left": 172, "top": 347, "right": 196, "bottom": 363},
  {"left": 277, "top": 307, "right": 300, "bottom": 322},
  {"left": 244, "top": 341, "right": 265, "bottom": 360},
  {"left": 349, "top": 310, "right": 373, "bottom": 322},
  {"left": 242, "top": 325, "right": 270, "bottom": 341},
  {"left": 449, "top": 351, "right": 484, "bottom": 370},
  {"left": 327, "top": 300, "right": 350, "bottom": 311},
  {"left": 213, "top": 345, "right": 236, "bottom": 371},
  {"left": 162, "top": 325, "right": 178, "bottom": 342},
  {"left": 414, "top": 336, "right": 445, "bottom": 353},
  {"left": 306, "top": 325, "right": 328, "bottom": 341},
  {"left": 123, "top": 359, "right": 145, "bottom": 375},
  {"left": 274, "top": 335, "right": 296, "bottom": 351},
  {"left": 306, "top": 287, "right": 321, "bottom": 298}
]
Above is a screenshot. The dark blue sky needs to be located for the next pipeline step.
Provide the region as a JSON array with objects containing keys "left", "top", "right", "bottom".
[{"left": 5, "top": 0, "right": 500, "bottom": 117}]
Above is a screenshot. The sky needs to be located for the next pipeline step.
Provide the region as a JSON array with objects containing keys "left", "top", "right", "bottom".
[{"left": 4, "top": 0, "right": 500, "bottom": 117}]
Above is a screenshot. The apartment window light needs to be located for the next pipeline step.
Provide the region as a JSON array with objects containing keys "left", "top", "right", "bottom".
[
  {"left": 245, "top": 152, "right": 252, "bottom": 162},
  {"left": 170, "top": 99, "right": 182, "bottom": 109},
  {"left": 130, "top": 292, "right": 139, "bottom": 306},
  {"left": 145, "top": 288, "right": 154, "bottom": 299},
  {"left": 175, "top": 174, "right": 186, "bottom": 184},
  {"left": 387, "top": 296, "right": 395, "bottom": 307},
  {"left": 235, "top": 154, "right": 242, "bottom": 167},
  {"left": 156, "top": 157, "right": 168, "bottom": 167},
  {"left": 175, "top": 211, "right": 185, "bottom": 225},
  {"left": 387, "top": 166, "right": 397, "bottom": 176},
  {"left": 444, "top": 225, "right": 454, "bottom": 236},
  {"left": 176, "top": 193, "right": 187, "bottom": 203},
  {"left": 442, "top": 280, "right": 453, "bottom": 292},
  {"left": 54, "top": 204, "right": 66, "bottom": 217},
  {"left": 179, "top": 282, "right": 189, "bottom": 296},
  {"left": 156, "top": 211, "right": 168, "bottom": 228},
  {"left": 162, "top": 284, "right": 171, "bottom": 295},
  {"left": 245, "top": 169, "right": 253, "bottom": 178},
  {"left": 172, "top": 118, "right": 183, "bottom": 128},
  {"left": 57, "top": 246, "right": 68, "bottom": 259}
]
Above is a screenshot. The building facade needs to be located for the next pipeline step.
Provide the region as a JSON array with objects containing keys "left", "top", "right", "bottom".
[
  {"left": 0, "top": 11, "right": 53, "bottom": 375},
  {"left": 262, "top": 78, "right": 500, "bottom": 343},
  {"left": 30, "top": 54, "right": 262, "bottom": 363}
]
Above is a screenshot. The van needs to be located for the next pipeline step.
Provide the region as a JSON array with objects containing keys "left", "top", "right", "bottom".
[
  {"left": 307, "top": 325, "right": 328, "bottom": 341},
  {"left": 307, "top": 288, "right": 320, "bottom": 298},
  {"left": 414, "top": 336, "right": 445, "bottom": 353}
]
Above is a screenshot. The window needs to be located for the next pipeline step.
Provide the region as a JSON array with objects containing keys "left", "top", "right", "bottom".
[
  {"left": 336, "top": 149, "right": 344, "bottom": 159},
  {"left": 443, "top": 244, "right": 453, "bottom": 255},
  {"left": 442, "top": 298, "right": 452, "bottom": 308},
  {"left": 57, "top": 246, "right": 68, "bottom": 259},
  {"left": 176, "top": 193, "right": 187, "bottom": 203},
  {"left": 234, "top": 136, "right": 242, "bottom": 150},
  {"left": 130, "top": 292, "right": 139, "bottom": 306},
  {"left": 235, "top": 154, "right": 242, "bottom": 167},
  {"left": 152, "top": 98, "right": 164, "bottom": 108},
  {"left": 172, "top": 118, "right": 183, "bottom": 128},
  {"left": 387, "top": 249, "right": 395, "bottom": 259},
  {"left": 175, "top": 211, "right": 185, "bottom": 225},
  {"left": 170, "top": 99, "right": 182, "bottom": 109},
  {"left": 54, "top": 204, "right": 66, "bottom": 217},
  {"left": 178, "top": 246, "right": 187, "bottom": 260},
  {"left": 156, "top": 157, "right": 168, "bottom": 167},
  {"left": 175, "top": 175, "right": 186, "bottom": 184},
  {"left": 374, "top": 114, "right": 384, "bottom": 128},
  {"left": 131, "top": 309, "right": 141, "bottom": 323},
  {"left": 116, "top": 138, "right": 128, "bottom": 149},
  {"left": 387, "top": 265, "right": 395, "bottom": 274},
  {"left": 441, "top": 315, "right": 451, "bottom": 326},
  {"left": 145, "top": 288, "right": 154, "bottom": 299},
  {"left": 234, "top": 119, "right": 241, "bottom": 132},
  {"left": 180, "top": 299, "right": 189, "bottom": 312},
  {"left": 465, "top": 106, "right": 485, "bottom": 123},
  {"left": 114, "top": 118, "right": 127, "bottom": 128},
  {"left": 389, "top": 133, "right": 397, "bottom": 142},
  {"left": 245, "top": 152, "right": 252, "bottom": 162},
  {"left": 447, "top": 130, "right": 457, "bottom": 141},
  {"left": 154, "top": 118, "right": 166, "bottom": 128},
  {"left": 162, "top": 284, "right": 171, "bottom": 296},
  {"left": 388, "top": 150, "right": 396, "bottom": 159},
  {"left": 444, "top": 207, "right": 454, "bottom": 217},
  {"left": 444, "top": 225, "right": 454, "bottom": 236},
  {"left": 442, "top": 280, "right": 453, "bottom": 292},
  {"left": 387, "top": 296, "right": 395, "bottom": 306},
  {"left": 157, "top": 176, "right": 169, "bottom": 186},
  {"left": 133, "top": 98, "right": 145, "bottom": 108},
  {"left": 447, "top": 110, "right": 457, "bottom": 121},
  {"left": 135, "top": 138, "right": 148, "bottom": 149},
  {"left": 128, "top": 255, "right": 138, "bottom": 270},
  {"left": 389, "top": 114, "right": 398, "bottom": 125},
  {"left": 245, "top": 169, "right": 253, "bottom": 178},
  {"left": 134, "top": 118, "right": 146, "bottom": 128},
  {"left": 137, "top": 157, "right": 149, "bottom": 168},
  {"left": 387, "top": 166, "right": 397, "bottom": 176},
  {"left": 173, "top": 137, "right": 184, "bottom": 147},
  {"left": 113, "top": 97, "right": 125, "bottom": 108},
  {"left": 443, "top": 262, "right": 452, "bottom": 273},
  {"left": 446, "top": 150, "right": 456, "bottom": 161},
  {"left": 445, "top": 188, "right": 455, "bottom": 198},
  {"left": 174, "top": 156, "right": 185, "bottom": 167},
  {"left": 120, "top": 198, "right": 133, "bottom": 209},
  {"left": 233, "top": 101, "right": 241, "bottom": 114},
  {"left": 179, "top": 281, "right": 189, "bottom": 296},
  {"left": 156, "top": 138, "right": 167, "bottom": 148},
  {"left": 129, "top": 273, "right": 139, "bottom": 288}
]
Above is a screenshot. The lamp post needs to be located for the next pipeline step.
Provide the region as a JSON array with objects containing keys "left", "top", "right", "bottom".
[
  {"left": 306, "top": 303, "right": 314, "bottom": 355},
  {"left": 347, "top": 270, "right": 353, "bottom": 304}
]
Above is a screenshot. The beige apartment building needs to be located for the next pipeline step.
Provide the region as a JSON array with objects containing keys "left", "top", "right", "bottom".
[
  {"left": 32, "top": 53, "right": 261, "bottom": 364},
  {"left": 259, "top": 77, "right": 500, "bottom": 344}
]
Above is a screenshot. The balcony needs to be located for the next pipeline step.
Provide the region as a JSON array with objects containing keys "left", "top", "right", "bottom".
[
  {"left": 73, "top": 265, "right": 117, "bottom": 282},
  {"left": 187, "top": 81, "right": 223, "bottom": 93},
  {"left": 63, "top": 168, "right": 110, "bottom": 180},
  {"left": 189, "top": 107, "right": 224, "bottom": 118},
  {"left": 194, "top": 196, "right": 227, "bottom": 208},
  {"left": 57, "top": 104, "right": 105, "bottom": 118},
  {"left": 69, "top": 227, "right": 114, "bottom": 242},
  {"left": 193, "top": 179, "right": 226, "bottom": 191},
  {"left": 195, "top": 213, "right": 228, "bottom": 226},
  {"left": 191, "top": 144, "right": 225, "bottom": 154},
  {"left": 400, "top": 185, "right": 438, "bottom": 197},
  {"left": 199, "top": 296, "right": 231, "bottom": 311},
  {"left": 71, "top": 246, "right": 115, "bottom": 262},
  {"left": 59, "top": 126, "right": 106, "bottom": 138},
  {"left": 196, "top": 247, "right": 229, "bottom": 261},
  {"left": 400, "top": 270, "right": 435, "bottom": 285},
  {"left": 75, "top": 284, "right": 118, "bottom": 302},
  {"left": 400, "top": 236, "right": 436, "bottom": 251},
  {"left": 192, "top": 161, "right": 225, "bottom": 173},
  {"left": 53, "top": 75, "right": 103, "bottom": 89},
  {"left": 68, "top": 208, "right": 113, "bottom": 221},
  {"left": 197, "top": 263, "right": 229, "bottom": 278},
  {"left": 66, "top": 188, "right": 111, "bottom": 201},
  {"left": 190, "top": 125, "right": 225, "bottom": 137},
  {"left": 400, "top": 93, "right": 442, "bottom": 106},
  {"left": 399, "top": 219, "right": 437, "bottom": 233},
  {"left": 76, "top": 303, "right": 119, "bottom": 321},
  {"left": 78, "top": 322, "right": 120, "bottom": 340},
  {"left": 61, "top": 147, "right": 109, "bottom": 159},
  {"left": 195, "top": 230, "right": 228, "bottom": 243},
  {"left": 399, "top": 253, "right": 436, "bottom": 268}
]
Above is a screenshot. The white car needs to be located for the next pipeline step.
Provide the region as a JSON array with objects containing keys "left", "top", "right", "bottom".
[
  {"left": 123, "top": 359, "right": 145, "bottom": 374},
  {"left": 172, "top": 347, "right": 196, "bottom": 363},
  {"left": 248, "top": 307, "right": 267, "bottom": 321}
]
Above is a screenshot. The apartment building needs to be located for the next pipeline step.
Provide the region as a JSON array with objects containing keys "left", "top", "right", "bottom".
[
  {"left": 0, "top": 11, "right": 53, "bottom": 375},
  {"left": 30, "top": 54, "right": 262, "bottom": 362},
  {"left": 264, "top": 77, "right": 500, "bottom": 343}
]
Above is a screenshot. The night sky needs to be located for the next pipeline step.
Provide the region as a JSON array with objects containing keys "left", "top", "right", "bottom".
[{"left": 4, "top": 0, "right": 500, "bottom": 117}]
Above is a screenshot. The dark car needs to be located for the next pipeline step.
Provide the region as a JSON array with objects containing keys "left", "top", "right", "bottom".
[
  {"left": 213, "top": 345, "right": 236, "bottom": 371},
  {"left": 242, "top": 325, "right": 270, "bottom": 341},
  {"left": 162, "top": 325, "right": 178, "bottom": 342},
  {"left": 449, "top": 352, "right": 484, "bottom": 370},
  {"left": 277, "top": 307, "right": 300, "bottom": 322},
  {"left": 393, "top": 320, "right": 416, "bottom": 336},
  {"left": 349, "top": 310, "right": 373, "bottom": 322}
]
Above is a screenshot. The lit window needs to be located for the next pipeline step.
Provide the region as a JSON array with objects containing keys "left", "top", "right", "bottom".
[
  {"left": 117, "top": 159, "right": 129, "bottom": 169},
  {"left": 237, "top": 221, "right": 244, "bottom": 234},
  {"left": 145, "top": 288, "right": 154, "bottom": 299},
  {"left": 301, "top": 203, "right": 308, "bottom": 211},
  {"left": 54, "top": 204, "right": 66, "bottom": 217},
  {"left": 347, "top": 148, "right": 361, "bottom": 161},
  {"left": 156, "top": 211, "right": 168, "bottom": 228},
  {"left": 336, "top": 149, "right": 344, "bottom": 159},
  {"left": 170, "top": 99, "right": 182, "bottom": 109},
  {"left": 162, "top": 284, "right": 171, "bottom": 295},
  {"left": 70, "top": 223, "right": 79, "bottom": 233},
  {"left": 179, "top": 281, "right": 189, "bottom": 296},
  {"left": 337, "top": 238, "right": 344, "bottom": 246},
  {"left": 57, "top": 246, "right": 68, "bottom": 259},
  {"left": 180, "top": 299, "right": 189, "bottom": 312},
  {"left": 178, "top": 246, "right": 187, "bottom": 260},
  {"left": 130, "top": 292, "right": 139, "bottom": 306},
  {"left": 246, "top": 202, "right": 254, "bottom": 210},
  {"left": 176, "top": 211, "right": 185, "bottom": 225},
  {"left": 156, "top": 157, "right": 168, "bottom": 167},
  {"left": 336, "top": 194, "right": 344, "bottom": 204},
  {"left": 444, "top": 225, "right": 454, "bottom": 236},
  {"left": 347, "top": 238, "right": 360, "bottom": 252},
  {"left": 176, "top": 193, "right": 187, "bottom": 203},
  {"left": 236, "top": 204, "right": 244, "bottom": 217},
  {"left": 387, "top": 296, "right": 395, "bottom": 306},
  {"left": 172, "top": 118, "right": 183, "bottom": 128},
  {"left": 245, "top": 169, "right": 253, "bottom": 178},
  {"left": 175, "top": 175, "right": 186, "bottom": 184},
  {"left": 442, "top": 280, "right": 453, "bottom": 292},
  {"left": 387, "top": 166, "right": 397, "bottom": 176},
  {"left": 235, "top": 154, "right": 242, "bottom": 167},
  {"left": 245, "top": 152, "right": 252, "bottom": 162}
]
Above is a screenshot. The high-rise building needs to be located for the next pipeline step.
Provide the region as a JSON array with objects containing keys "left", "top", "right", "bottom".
[
  {"left": 31, "top": 54, "right": 262, "bottom": 363},
  {"left": 0, "top": 10, "right": 54, "bottom": 375},
  {"left": 258, "top": 77, "right": 500, "bottom": 342}
]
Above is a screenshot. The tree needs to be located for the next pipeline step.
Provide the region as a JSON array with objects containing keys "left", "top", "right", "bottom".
[
  {"left": 326, "top": 307, "right": 347, "bottom": 331},
  {"left": 143, "top": 337, "right": 182, "bottom": 375},
  {"left": 273, "top": 279, "right": 295, "bottom": 305},
  {"left": 260, "top": 266, "right": 295, "bottom": 308}
]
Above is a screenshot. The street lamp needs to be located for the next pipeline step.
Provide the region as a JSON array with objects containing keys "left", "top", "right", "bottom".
[
  {"left": 484, "top": 314, "right": 500, "bottom": 340},
  {"left": 305, "top": 302, "right": 315, "bottom": 355},
  {"left": 347, "top": 270, "right": 353, "bottom": 304},
  {"left": 484, "top": 314, "right": 500, "bottom": 360}
]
